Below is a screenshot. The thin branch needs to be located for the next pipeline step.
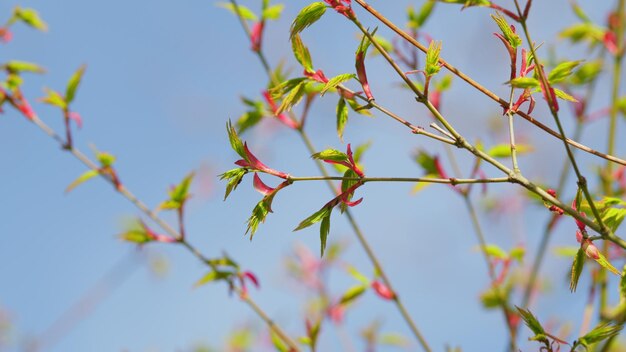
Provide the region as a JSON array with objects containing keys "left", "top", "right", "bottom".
[{"left": 352, "top": 0, "right": 626, "bottom": 167}]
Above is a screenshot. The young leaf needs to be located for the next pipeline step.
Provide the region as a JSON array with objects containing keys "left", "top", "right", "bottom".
[
  {"left": 407, "top": 1, "right": 436, "bottom": 30},
  {"left": 481, "top": 244, "right": 508, "bottom": 260},
  {"left": 508, "top": 77, "right": 540, "bottom": 88},
  {"left": 336, "top": 97, "right": 348, "bottom": 141},
  {"left": 66, "top": 65, "right": 86, "bottom": 105},
  {"left": 321, "top": 73, "right": 356, "bottom": 96},
  {"left": 548, "top": 60, "right": 582, "bottom": 84},
  {"left": 491, "top": 13, "right": 522, "bottom": 48},
  {"left": 346, "top": 265, "right": 370, "bottom": 285},
  {"left": 96, "top": 152, "right": 116, "bottom": 167},
  {"left": 194, "top": 270, "right": 233, "bottom": 288},
  {"left": 262, "top": 4, "right": 284, "bottom": 20},
  {"left": 226, "top": 120, "right": 247, "bottom": 158},
  {"left": 290, "top": 2, "right": 326, "bottom": 39},
  {"left": 425, "top": 40, "right": 442, "bottom": 77},
  {"left": 65, "top": 169, "right": 99, "bottom": 193},
  {"left": 339, "top": 284, "right": 367, "bottom": 305},
  {"left": 320, "top": 213, "right": 331, "bottom": 256},
  {"left": 570, "top": 60, "right": 603, "bottom": 85},
  {"left": 160, "top": 172, "right": 194, "bottom": 210},
  {"left": 276, "top": 80, "right": 307, "bottom": 114},
  {"left": 291, "top": 34, "right": 314, "bottom": 73},
  {"left": 40, "top": 88, "right": 67, "bottom": 109},
  {"left": 311, "top": 149, "right": 349, "bottom": 163},
  {"left": 246, "top": 198, "right": 271, "bottom": 238},
  {"left": 487, "top": 143, "right": 533, "bottom": 158},
  {"left": 3, "top": 61, "right": 45, "bottom": 74},
  {"left": 294, "top": 205, "right": 332, "bottom": 231},
  {"left": 570, "top": 247, "right": 585, "bottom": 292},
  {"left": 217, "top": 3, "right": 258, "bottom": 21},
  {"left": 578, "top": 322, "right": 624, "bottom": 347},
  {"left": 516, "top": 307, "right": 545, "bottom": 336},
  {"left": 12, "top": 7, "right": 48, "bottom": 31},
  {"left": 219, "top": 168, "right": 247, "bottom": 200},
  {"left": 553, "top": 88, "right": 578, "bottom": 102}
]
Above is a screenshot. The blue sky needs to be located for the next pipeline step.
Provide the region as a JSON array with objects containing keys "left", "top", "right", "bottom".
[{"left": 0, "top": 0, "right": 624, "bottom": 351}]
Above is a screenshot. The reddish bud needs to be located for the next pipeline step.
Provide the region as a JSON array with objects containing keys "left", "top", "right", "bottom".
[
  {"left": 68, "top": 111, "right": 83, "bottom": 129},
  {"left": 371, "top": 280, "right": 395, "bottom": 300},
  {"left": 304, "top": 69, "right": 329, "bottom": 84},
  {"left": 582, "top": 241, "right": 600, "bottom": 260},
  {"left": 0, "top": 27, "right": 12, "bottom": 43},
  {"left": 327, "top": 303, "right": 344, "bottom": 323},
  {"left": 242, "top": 271, "right": 260, "bottom": 289},
  {"left": 17, "top": 98, "right": 35, "bottom": 120},
  {"left": 355, "top": 52, "right": 374, "bottom": 101},
  {"left": 324, "top": 0, "right": 355, "bottom": 19},
  {"left": 603, "top": 30, "right": 618, "bottom": 55},
  {"left": 234, "top": 142, "right": 289, "bottom": 179},
  {"left": 250, "top": 21, "right": 265, "bottom": 52}
]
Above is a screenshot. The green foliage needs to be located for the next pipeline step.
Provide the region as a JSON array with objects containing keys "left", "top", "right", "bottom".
[
  {"left": 2, "top": 61, "right": 45, "bottom": 74},
  {"left": 290, "top": 2, "right": 326, "bottom": 39},
  {"left": 159, "top": 173, "right": 194, "bottom": 210},
  {"left": 217, "top": 2, "right": 258, "bottom": 21},
  {"left": 570, "top": 247, "right": 585, "bottom": 292},
  {"left": 311, "top": 149, "right": 349, "bottom": 163},
  {"left": 339, "top": 284, "right": 367, "bottom": 305},
  {"left": 11, "top": 7, "right": 48, "bottom": 31},
  {"left": 65, "top": 169, "right": 99, "bottom": 193},
  {"left": 336, "top": 97, "right": 348, "bottom": 141},
  {"left": 236, "top": 97, "right": 265, "bottom": 134},
  {"left": 548, "top": 60, "right": 582, "bottom": 84},
  {"left": 66, "top": 65, "right": 86, "bottom": 105},
  {"left": 262, "top": 4, "right": 284, "bottom": 20},
  {"left": 407, "top": 1, "right": 436, "bottom": 30},
  {"left": 490, "top": 13, "right": 521, "bottom": 48},
  {"left": 508, "top": 77, "right": 540, "bottom": 88},
  {"left": 425, "top": 41, "right": 442, "bottom": 77},
  {"left": 291, "top": 34, "right": 314, "bottom": 73},
  {"left": 219, "top": 168, "right": 247, "bottom": 200},
  {"left": 487, "top": 143, "right": 533, "bottom": 158},
  {"left": 577, "top": 322, "right": 624, "bottom": 347},
  {"left": 321, "top": 73, "right": 356, "bottom": 96},
  {"left": 516, "top": 307, "right": 546, "bottom": 338}
]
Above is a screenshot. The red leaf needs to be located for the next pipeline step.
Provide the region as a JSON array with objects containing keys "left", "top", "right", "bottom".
[
  {"left": 253, "top": 173, "right": 275, "bottom": 196},
  {"left": 371, "top": 280, "right": 395, "bottom": 300}
]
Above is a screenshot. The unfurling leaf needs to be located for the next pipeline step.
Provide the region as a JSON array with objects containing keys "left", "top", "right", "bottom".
[
  {"left": 2, "top": 61, "right": 45, "bottom": 74},
  {"left": 508, "top": 77, "right": 540, "bottom": 88},
  {"left": 490, "top": 13, "right": 522, "bottom": 48},
  {"left": 311, "top": 149, "right": 349, "bottom": 163},
  {"left": 262, "top": 4, "right": 284, "bottom": 20},
  {"left": 578, "top": 322, "right": 624, "bottom": 347},
  {"left": 65, "top": 169, "right": 99, "bottom": 193},
  {"left": 291, "top": 34, "right": 314, "bottom": 73},
  {"left": 217, "top": 2, "right": 258, "bottom": 21},
  {"left": 12, "top": 7, "right": 48, "bottom": 31},
  {"left": 407, "top": 1, "right": 436, "bottom": 30},
  {"left": 66, "top": 65, "right": 86, "bottom": 104},
  {"left": 159, "top": 172, "right": 194, "bottom": 210},
  {"left": 548, "top": 60, "right": 582, "bottom": 84},
  {"left": 336, "top": 97, "right": 348, "bottom": 141},
  {"left": 227, "top": 120, "right": 247, "bottom": 158},
  {"left": 570, "top": 247, "right": 585, "bottom": 292},
  {"left": 425, "top": 40, "right": 442, "bottom": 77},
  {"left": 516, "top": 306, "right": 546, "bottom": 336},
  {"left": 290, "top": 2, "right": 326, "bottom": 39},
  {"left": 339, "top": 284, "right": 367, "bottom": 305},
  {"left": 194, "top": 270, "right": 234, "bottom": 288},
  {"left": 294, "top": 206, "right": 332, "bottom": 232},
  {"left": 321, "top": 73, "right": 356, "bottom": 96},
  {"left": 487, "top": 143, "right": 533, "bottom": 158},
  {"left": 40, "top": 88, "right": 67, "bottom": 109},
  {"left": 553, "top": 88, "right": 578, "bottom": 102},
  {"left": 220, "top": 168, "right": 247, "bottom": 200},
  {"left": 320, "top": 214, "right": 331, "bottom": 256}
]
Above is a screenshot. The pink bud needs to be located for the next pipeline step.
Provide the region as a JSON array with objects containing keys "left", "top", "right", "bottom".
[
  {"left": 355, "top": 52, "right": 374, "bottom": 101},
  {"left": 583, "top": 241, "right": 600, "bottom": 260},
  {"left": 327, "top": 303, "right": 344, "bottom": 323},
  {"left": 250, "top": 21, "right": 265, "bottom": 52},
  {"left": 242, "top": 271, "right": 260, "bottom": 289},
  {"left": 576, "top": 230, "right": 583, "bottom": 243},
  {"left": 603, "top": 31, "right": 618, "bottom": 55},
  {"left": 0, "top": 27, "right": 12, "bottom": 43},
  {"left": 304, "top": 69, "right": 329, "bottom": 84},
  {"left": 253, "top": 173, "right": 275, "bottom": 196},
  {"left": 371, "top": 280, "right": 395, "bottom": 300},
  {"left": 18, "top": 98, "right": 35, "bottom": 120},
  {"left": 68, "top": 111, "right": 83, "bottom": 129}
]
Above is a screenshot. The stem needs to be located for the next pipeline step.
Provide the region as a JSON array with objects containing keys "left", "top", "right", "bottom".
[
  {"left": 352, "top": 0, "right": 626, "bottom": 167},
  {"left": 27, "top": 114, "right": 300, "bottom": 352},
  {"left": 506, "top": 87, "right": 521, "bottom": 175},
  {"left": 288, "top": 175, "right": 511, "bottom": 185}
]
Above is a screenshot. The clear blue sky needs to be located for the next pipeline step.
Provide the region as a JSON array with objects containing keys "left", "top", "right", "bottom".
[{"left": 0, "top": 0, "right": 623, "bottom": 351}]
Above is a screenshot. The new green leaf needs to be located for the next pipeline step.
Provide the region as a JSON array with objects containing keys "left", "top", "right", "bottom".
[{"left": 290, "top": 2, "right": 326, "bottom": 39}]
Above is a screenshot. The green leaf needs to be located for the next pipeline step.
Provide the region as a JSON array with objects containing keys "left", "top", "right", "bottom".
[
  {"left": 559, "top": 23, "right": 604, "bottom": 44},
  {"left": 320, "top": 213, "right": 331, "bottom": 256},
  {"left": 291, "top": 34, "right": 314, "bottom": 73},
  {"left": 408, "top": 1, "right": 436, "bottom": 30},
  {"left": 12, "top": 7, "right": 48, "bottom": 31},
  {"left": 65, "top": 65, "right": 86, "bottom": 105},
  {"left": 194, "top": 270, "right": 233, "bottom": 288},
  {"left": 236, "top": 110, "right": 263, "bottom": 134},
  {"left": 119, "top": 229, "right": 152, "bottom": 244},
  {"left": 336, "top": 97, "right": 348, "bottom": 141},
  {"left": 578, "top": 322, "right": 624, "bottom": 346},
  {"left": 510, "top": 246, "right": 525, "bottom": 263},
  {"left": 217, "top": 3, "right": 258, "bottom": 21},
  {"left": 570, "top": 247, "right": 585, "bottom": 292},
  {"left": 435, "top": 74, "right": 453, "bottom": 91},
  {"left": 425, "top": 40, "right": 442, "bottom": 77},
  {"left": 160, "top": 172, "right": 194, "bottom": 210},
  {"left": 368, "top": 35, "right": 393, "bottom": 57},
  {"left": 602, "top": 207, "right": 626, "bottom": 233},
  {"left": 276, "top": 81, "right": 307, "bottom": 114},
  {"left": 595, "top": 251, "right": 622, "bottom": 276},
  {"left": 40, "top": 88, "right": 67, "bottom": 109},
  {"left": 311, "top": 149, "right": 349, "bottom": 163},
  {"left": 66, "top": 169, "right": 99, "bottom": 193},
  {"left": 487, "top": 143, "right": 533, "bottom": 158},
  {"left": 617, "top": 96, "right": 626, "bottom": 117},
  {"left": 219, "top": 168, "right": 247, "bottom": 200},
  {"left": 246, "top": 198, "right": 271, "bottom": 239},
  {"left": 321, "top": 73, "right": 356, "bottom": 96},
  {"left": 290, "top": 2, "right": 326, "bottom": 39},
  {"left": 414, "top": 150, "right": 438, "bottom": 175},
  {"left": 570, "top": 1, "right": 591, "bottom": 23},
  {"left": 570, "top": 60, "right": 603, "bottom": 85},
  {"left": 516, "top": 307, "right": 545, "bottom": 336},
  {"left": 339, "top": 284, "right": 367, "bottom": 305},
  {"left": 481, "top": 244, "right": 508, "bottom": 260},
  {"left": 3, "top": 61, "right": 45, "bottom": 74},
  {"left": 553, "top": 88, "right": 578, "bottom": 102},
  {"left": 620, "top": 265, "right": 626, "bottom": 299},
  {"left": 226, "top": 120, "right": 247, "bottom": 159},
  {"left": 480, "top": 286, "right": 509, "bottom": 308},
  {"left": 262, "top": 4, "right": 284, "bottom": 20},
  {"left": 346, "top": 265, "right": 370, "bottom": 285},
  {"left": 96, "top": 152, "right": 116, "bottom": 167},
  {"left": 491, "top": 13, "right": 522, "bottom": 48},
  {"left": 508, "top": 77, "right": 540, "bottom": 88},
  {"left": 294, "top": 205, "right": 332, "bottom": 231},
  {"left": 548, "top": 60, "right": 582, "bottom": 84}
]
